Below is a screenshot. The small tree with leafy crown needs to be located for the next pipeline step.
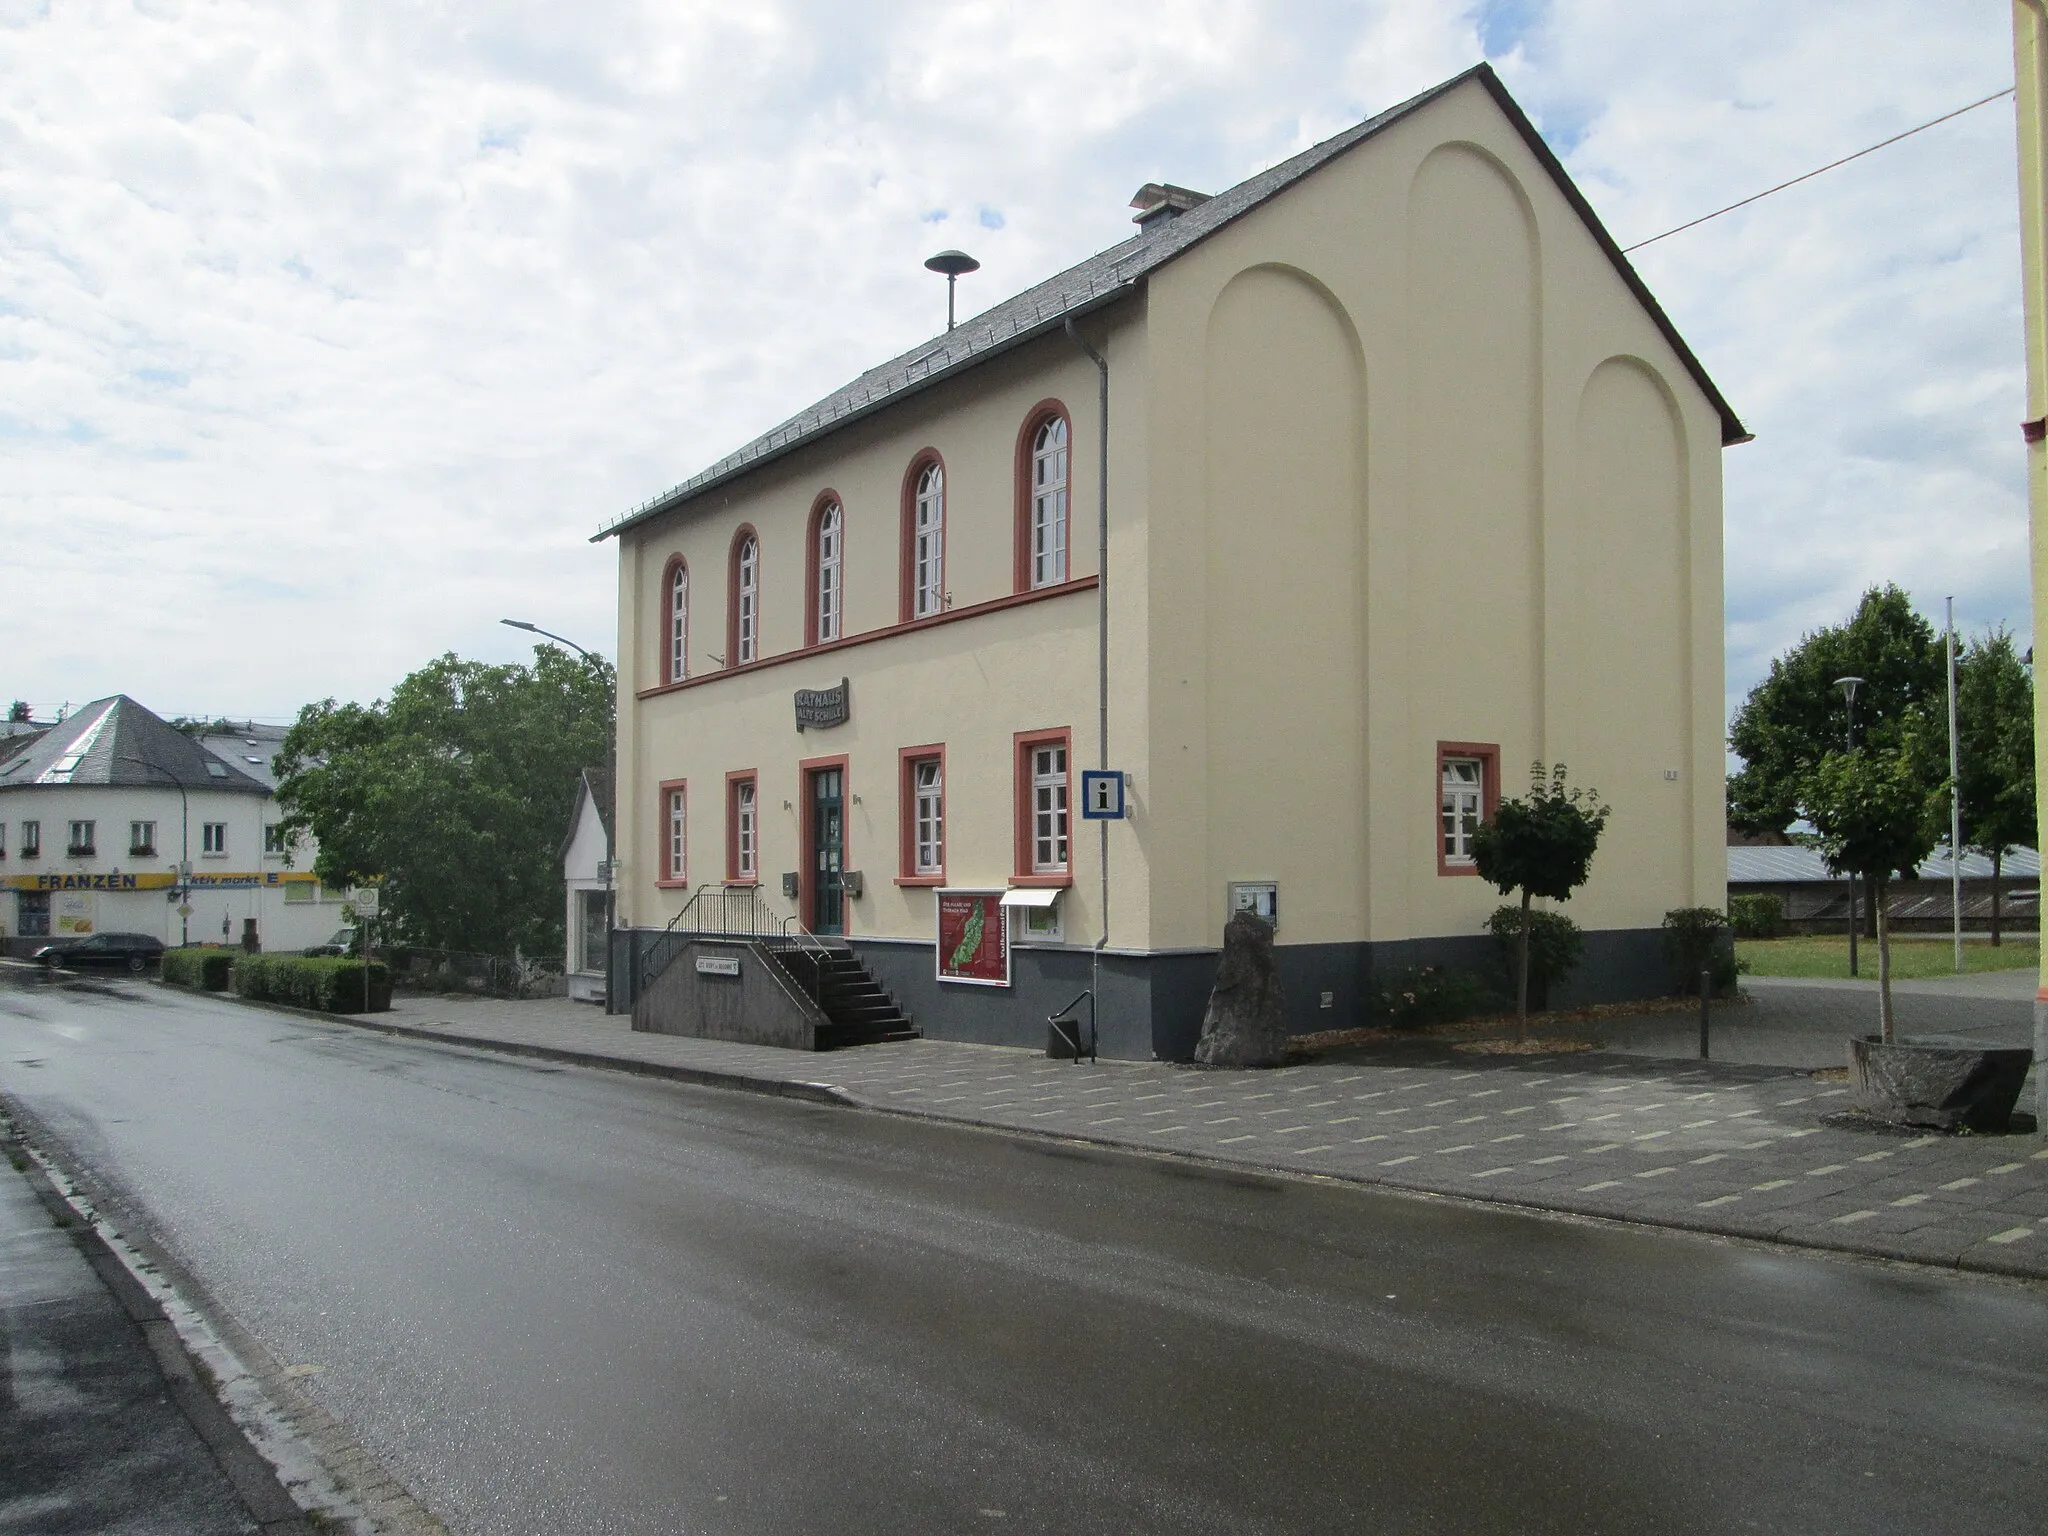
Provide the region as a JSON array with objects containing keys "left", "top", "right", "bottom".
[{"left": 1473, "top": 763, "right": 1611, "bottom": 1042}]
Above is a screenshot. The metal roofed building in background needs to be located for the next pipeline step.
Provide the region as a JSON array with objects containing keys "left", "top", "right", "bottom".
[
  {"left": 1728, "top": 844, "right": 2042, "bottom": 886},
  {"left": 596, "top": 62, "right": 1747, "bottom": 544}
]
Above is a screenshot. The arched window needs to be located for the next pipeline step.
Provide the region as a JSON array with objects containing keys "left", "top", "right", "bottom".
[
  {"left": 908, "top": 459, "right": 945, "bottom": 620},
  {"left": 664, "top": 559, "right": 689, "bottom": 683},
  {"left": 1029, "top": 414, "right": 1069, "bottom": 588},
  {"left": 730, "top": 528, "right": 760, "bottom": 665},
  {"left": 811, "top": 498, "right": 843, "bottom": 645}
]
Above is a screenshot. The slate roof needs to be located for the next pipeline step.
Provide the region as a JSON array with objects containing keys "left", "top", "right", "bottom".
[
  {"left": 196, "top": 723, "right": 291, "bottom": 791},
  {"left": 597, "top": 62, "right": 1746, "bottom": 543},
  {"left": 560, "top": 767, "right": 614, "bottom": 863},
  {"left": 0, "top": 696, "right": 271, "bottom": 795},
  {"left": 1728, "top": 844, "right": 2041, "bottom": 885}
]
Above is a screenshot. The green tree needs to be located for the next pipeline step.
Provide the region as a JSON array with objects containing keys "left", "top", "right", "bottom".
[
  {"left": 1472, "top": 763, "right": 1610, "bottom": 1041},
  {"left": 1955, "top": 628, "right": 2036, "bottom": 945},
  {"left": 1728, "top": 585, "right": 1943, "bottom": 939},
  {"left": 1801, "top": 734, "right": 1945, "bottom": 1042},
  {"left": 274, "top": 647, "right": 613, "bottom": 957}
]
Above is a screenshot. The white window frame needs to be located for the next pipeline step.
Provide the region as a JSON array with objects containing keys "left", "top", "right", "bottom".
[
  {"left": 21, "top": 820, "right": 40, "bottom": 857},
  {"left": 202, "top": 821, "right": 228, "bottom": 856},
  {"left": 913, "top": 462, "right": 945, "bottom": 619},
  {"left": 736, "top": 535, "right": 759, "bottom": 664},
  {"left": 1441, "top": 757, "right": 1484, "bottom": 865},
  {"left": 668, "top": 563, "right": 689, "bottom": 682},
  {"left": 666, "top": 787, "right": 687, "bottom": 883},
  {"left": 1030, "top": 415, "right": 1069, "bottom": 588},
  {"left": 913, "top": 757, "right": 943, "bottom": 876},
  {"left": 1032, "top": 744, "right": 1069, "bottom": 874},
  {"left": 130, "top": 820, "right": 156, "bottom": 854},
  {"left": 816, "top": 502, "right": 842, "bottom": 643},
  {"left": 734, "top": 778, "right": 757, "bottom": 880},
  {"left": 67, "top": 819, "right": 94, "bottom": 854},
  {"left": 264, "top": 823, "right": 288, "bottom": 854}
]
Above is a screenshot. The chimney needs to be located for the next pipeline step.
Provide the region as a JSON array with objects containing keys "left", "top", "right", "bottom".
[{"left": 1129, "top": 182, "right": 1211, "bottom": 230}]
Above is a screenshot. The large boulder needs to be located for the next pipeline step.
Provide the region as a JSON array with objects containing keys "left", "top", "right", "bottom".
[
  {"left": 1194, "top": 910, "right": 1287, "bottom": 1068},
  {"left": 1848, "top": 1036, "right": 2033, "bottom": 1133}
]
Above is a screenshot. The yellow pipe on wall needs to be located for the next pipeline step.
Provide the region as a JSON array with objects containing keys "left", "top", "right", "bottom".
[{"left": 2013, "top": 2, "right": 2048, "bottom": 1115}]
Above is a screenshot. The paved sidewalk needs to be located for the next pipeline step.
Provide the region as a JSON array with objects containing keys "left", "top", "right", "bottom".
[
  {"left": 329, "top": 990, "right": 2048, "bottom": 1282},
  {"left": 1, "top": 1112, "right": 313, "bottom": 1534}
]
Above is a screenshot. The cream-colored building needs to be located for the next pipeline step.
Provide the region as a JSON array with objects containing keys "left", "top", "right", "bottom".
[{"left": 599, "top": 65, "right": 1745, "bottom": 1058}]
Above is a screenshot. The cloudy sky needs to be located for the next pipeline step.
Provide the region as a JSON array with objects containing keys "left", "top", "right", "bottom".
[{"left": 0, "top": 0, "right": 2029, "bottom": 735}]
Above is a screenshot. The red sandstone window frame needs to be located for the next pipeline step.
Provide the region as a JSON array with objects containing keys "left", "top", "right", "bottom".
[
  {"left": 1014, "top": 401, "right": 1072, "bottom": 592},
  {"left": 725, "top": 769, "right": 759, "bottom": 885},
  {"left": 727, "top": 524, "right": 761, "bottom": 666},
  {"left": 659, "top": 555, "right": 690, "bottom": 685},
  {"left": 657, "top": 778, "right": 689, "bottom": 888},
  {"left": 1012, "top": 727, "right": 1074, "bottom": 887},
  {"left": 1436, "top": 741, "right": 1501, "bottom": 877},
  {"left": 804, "top": 491, "right": 845, "bottom": 648},
  {"left": 896, "top": 743, "right": 947, "bottom": 886},
  {"left": 900, "top": 450, "right": 947, "bottom": 624}
]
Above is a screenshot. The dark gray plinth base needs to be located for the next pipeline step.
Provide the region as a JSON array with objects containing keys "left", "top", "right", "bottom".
[{"left": 1849, "top": 1035, "right": 2034, "bottom": 1133}]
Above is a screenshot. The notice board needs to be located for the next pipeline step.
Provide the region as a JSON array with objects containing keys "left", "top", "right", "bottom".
[{"left": 936, "top": 889, "right": 1009, "bottom": 987}]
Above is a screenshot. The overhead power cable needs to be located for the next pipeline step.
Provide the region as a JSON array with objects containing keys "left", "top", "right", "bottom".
[{"left": 1621, "top": 86, "right": 2015, "bottom": 254}]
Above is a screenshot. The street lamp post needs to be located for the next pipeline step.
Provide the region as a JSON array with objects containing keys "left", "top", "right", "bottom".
[
  {"left": 502, "top": 619, "right": 615, "bottom": 1000},
  {"left": 1833, "top": 677, "right": 1866, "bottom": 978},
  {"left": 118, "top": 754, "right": 189, "bottom": 947}
]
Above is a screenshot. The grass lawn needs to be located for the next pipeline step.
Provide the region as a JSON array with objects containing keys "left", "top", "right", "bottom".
[{"left": 1737, "top": 934, "right": 2039, "bottom": 980}]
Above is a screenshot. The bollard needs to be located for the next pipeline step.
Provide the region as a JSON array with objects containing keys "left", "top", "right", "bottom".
[{"left": 1698, "top": 968, "right": 1712, "bottom": 1059}]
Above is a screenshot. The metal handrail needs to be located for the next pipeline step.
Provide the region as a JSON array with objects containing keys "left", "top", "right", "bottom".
[
  {"left": 643, "top": 884, "right": 840, "bottom": 1002},
  {"left": 1047, "top": 988, "right": 1098, "bottom": 1064}
]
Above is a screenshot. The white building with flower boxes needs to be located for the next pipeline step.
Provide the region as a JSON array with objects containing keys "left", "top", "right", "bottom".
[{"left": 0, "top": 696, "right": 349, "bottom": 952}]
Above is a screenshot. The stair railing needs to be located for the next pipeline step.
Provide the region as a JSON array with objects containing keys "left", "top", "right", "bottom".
[
  {"left": 1047, "top": 989, "right": 1098, "bottom": 1063},
  {"left": 641, "top": 883, "right": 840, "bottom": 1002}
]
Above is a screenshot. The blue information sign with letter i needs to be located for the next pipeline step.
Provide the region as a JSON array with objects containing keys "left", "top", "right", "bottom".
[{"left": 1081, "top": 770, "right": 1126, "bottom": 820}]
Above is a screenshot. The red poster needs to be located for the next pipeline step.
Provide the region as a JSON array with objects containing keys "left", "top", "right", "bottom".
[{"left": 936, "top": 889, "right": 1009, "bottom": 987}]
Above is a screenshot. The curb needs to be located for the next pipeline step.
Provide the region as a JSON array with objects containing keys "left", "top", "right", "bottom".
[
  {"left": 162, "top": 982, "right": 2048, "bottom": 1286},
  {"left": 1, "top": 1118, "right": 317, "bottom": 1535},
  {"left": 177, "top": 983, "right": 858, "bottom": 1109},
  {"left": 835, "top": 1096, "right": 2048, "bottom": 1285}
]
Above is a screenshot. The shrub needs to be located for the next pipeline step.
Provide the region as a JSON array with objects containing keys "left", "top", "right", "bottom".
[
  {"left": 162, "top": 946, "right": 236, "bottom": 991},
  {"left": 1484, "top": 906, "right": 1585, "bottom": 1012},
  {"left": 1662, "top": 907, "right": 1732, "bottom": 995},
  {"left": 232, "top": 954, "right": 390, "bottom": 1013},
  {"left": 1372, "top": 964, "right": 1499, "bottom": 1028},
  {"left": 1727, "top": 892, "right": 1785, "bottom": 940}
]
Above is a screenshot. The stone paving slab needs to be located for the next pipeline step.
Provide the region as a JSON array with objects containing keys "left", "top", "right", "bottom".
[{"left": 244, "top": 989, "right": 2048, "bottom": 1282}]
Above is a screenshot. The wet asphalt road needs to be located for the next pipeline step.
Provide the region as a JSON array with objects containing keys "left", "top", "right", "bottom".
[{"left": 2, "top": 979, "right": 2046, "bottom": 1536}]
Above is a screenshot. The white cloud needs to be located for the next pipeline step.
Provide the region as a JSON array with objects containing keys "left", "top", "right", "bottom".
[{"left": 0, "top": 0, "right": 2030, "bottom": 743}]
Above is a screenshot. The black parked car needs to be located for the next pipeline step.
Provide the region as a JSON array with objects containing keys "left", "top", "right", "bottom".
[{"left": 33, "top": 932, "right": 167, "bottom": 974}]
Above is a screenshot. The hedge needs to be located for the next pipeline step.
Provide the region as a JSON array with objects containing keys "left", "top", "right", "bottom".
[
  {"left": 161, "top": 946, "right": 236, "bottom": 991},
  {"left": 231, "top": 954, "right": 392, "bottom": 1014},
  {"left": 1728, "top": 892, "right": 1786, "bottom": 940}
]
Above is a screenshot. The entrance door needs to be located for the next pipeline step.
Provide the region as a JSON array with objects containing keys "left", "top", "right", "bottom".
[
  {"left": 16, "top": 891, "right": 49, "bottom": 937},
  {"left": 809, "top": 766, "right": 845, "bottom": 936}
]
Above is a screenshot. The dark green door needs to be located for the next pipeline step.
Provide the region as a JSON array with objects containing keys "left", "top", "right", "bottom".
[{"left": 810, "top": 767, "right": 845, "bottom": 936}]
